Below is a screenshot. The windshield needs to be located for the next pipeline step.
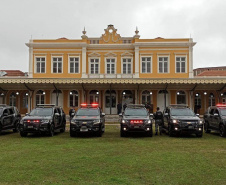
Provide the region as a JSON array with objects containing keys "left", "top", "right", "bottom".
[
  {"left": 0, "top": 108, "right": 2, "bottom": 115},
  {"left": 76, "top": 108, "right": 99, "bottom": 116},
  {"left": 220, "top": 109, "right": 226, "bottom": 116},
  {"left": 171, "top": 108, "right": 195, "bottom": 116},
  {"left": 124, "top": 109, "right": 148, "bottom": 116},
  {"left": 29, "top": 108, "right": 53, "bottom": 116}
]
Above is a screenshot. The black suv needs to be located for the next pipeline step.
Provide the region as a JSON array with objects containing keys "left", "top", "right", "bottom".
[
  {"left": 119, "top": 104, "right": 152, "bottom": 137},
  {"left": 19, "top": 104, "right": 66, "bottom": 137},
  {"left": 70, "top": 103, "right": 105, "bottom": 137},
  {"left": 163, "top": 105, "right": 203, "bottom": 137},
  {"left": 0, "top": 104, "right": 21, "bottom": 134},
  {"left": 204, "top": 105, "right": 226, "bottom": 137}
]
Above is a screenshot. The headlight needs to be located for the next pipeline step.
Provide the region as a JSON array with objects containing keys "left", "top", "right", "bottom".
[
  {"left": 70, "top": 119, "right": 77, "bottom": 125},
  {"left": 93, "top": 120, "right": 101, "bottom": 125},
  {"left": 145, "top": 120, "right": 151, "bottom": 124},
  {"left": 172, "top": 119, "right": 179, "bottom": 124},
  {"left": 199, "top": 120, "right": 203, "bottom": 124},
  {"left": 122, "top": 119, "right": 126, "bottom": 124},
  {"left": 41, "top": 119, "right": 50, "bottom": 124}
]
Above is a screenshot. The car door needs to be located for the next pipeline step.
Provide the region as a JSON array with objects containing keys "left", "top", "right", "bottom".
[
  {"left": 53, "top": 108, "right": 60, "bottom": 128},
  {"left": 213, "top": 109, "right": 220, "bottom": 129},
  {"left": 163, "top": 108, "right": 169, "bottom": 130},
  {"left": 209, "top": 108, "right": 215, "bottom": 129},
  {"left": 2, "top": 109, "right": 11, "bottom": 128},
  {"left": 8, "top": 108, "right": 15, "bottom": 127}
]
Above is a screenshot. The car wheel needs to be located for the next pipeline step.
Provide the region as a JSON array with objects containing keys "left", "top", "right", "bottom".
[
  {"left": 97, "top": 129, "right": 103, "bottom": 137},
  {"left": 20, "top": 132, "right": 28, "bottom": 137},
  {"left": 70, "top": 130, "right": 77, "bottom": 137},
  {"left": 60, "top": 124, "right": 66, "bottom": 133},
  {"left": 204, "top": 122, "right": 211, "bottom": 133},
  {"left": 120, "top": 130, "right": 126, "bottom": 137},
  {"left": 48, "top": 124, "right": 54, "bottom": 137},
  {"left": 219, "top": 124, "right": 226, "bottom": 137},
  {"left": 13, "top": 121, "right": 19, "bottom": 133},
  {"left": 147, "top": 129, "right": 153, "bottom": 137},
  {"left": 196, "top": 133, "right": 203, "bottom": 138},
  {"left": 169, "top": 125, "right": 174, "bottom": 137}
]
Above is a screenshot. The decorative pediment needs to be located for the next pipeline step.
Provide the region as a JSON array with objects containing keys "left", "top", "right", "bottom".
[
  {"left": 104, "top": 52, "right": 117, "bottom": 57},
  {"left": 101, "top": 24, "right": 121, "bottom": 44},
  {"left": 88, "top": 52, "right": 101, "bottom": 57},
  {"left": 121, "top": 51, "right": 133, "bottom": 57}
]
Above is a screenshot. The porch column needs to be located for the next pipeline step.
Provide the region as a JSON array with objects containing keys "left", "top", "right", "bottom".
[
  {"left": 135, "top": 90, "right": 138, "bottom": 104},
  {"left": 190, "top": 91, "right": 193, "bottom": 111},
  {"left": 189, "top": 39, "right": 194, "bottom": 78},
  {"left": 133, "top": 46, "right": 139, "bottom": 78},
  {"left": 82, "top": 46, "right": 88, "bottom": 78}
]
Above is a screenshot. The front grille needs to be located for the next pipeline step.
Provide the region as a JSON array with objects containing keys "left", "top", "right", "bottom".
[{"left": 180, "top": 120, "right": 198, "bottom": 127}]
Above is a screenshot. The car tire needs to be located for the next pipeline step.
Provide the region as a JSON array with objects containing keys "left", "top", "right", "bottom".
[
  {"left": 48, "top": 124, "right": 54, "bottom": 137},
  {"left": 204, "top": 122, "right": 211, "bottom": 133},
  {"left": 196, "top": 133, "right": 203, "bottom": 138},
  {"left": 60, "top": 124, "right": 66, "bottom": 133},
  {"left": 97, "top": 130, "right": 103, "bottom": 137},
  {"left": 147, "top": 129, "right": 153, "bottom": 137},
  {"left": 13, "top": 121, "right": 19, "bottom": 133},
  {"left": 120, "top": 130, "right": 126, "bottom": 137},
  {"left": 219, "top": 124, "right": 226, "bottom": 137},
  {"left": 169, "top": 125, "right": 174, "bottom": 137},
  {"left": 20, "top": 132, "right": 28, "bottom": 137},
  {"left": 70, "top": 130, "right": 77, "bottom": 137}
]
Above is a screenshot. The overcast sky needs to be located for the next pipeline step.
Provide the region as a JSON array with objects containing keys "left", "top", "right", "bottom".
[{"left": 0, "top": 0, "right": 226, "bottom": 72}]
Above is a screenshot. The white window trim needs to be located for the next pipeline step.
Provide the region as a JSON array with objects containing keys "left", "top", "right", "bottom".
[
  {"left": 68, "top": 56, "right": 80, "bottom": 74},
  {"left": 51, "top": 56, "right": 63, "bottom": 74},
  {"left": 105, "top": 57, "right": 117, "bottom": 75},
  {"left": 34, "top": 56, "right": 46, "bottom": 74},
  {"left": 121, "top": 57, "right": 133, "bottom": 74},
  {"left": 140, "top": 56, "right": 152, "bottom": 74},
  {"left": 157, "top": 56, "right": 170, "bottom": 74},
  {"left": 89, "top": 57, "right": 100, "bottom": 74},
  {"left": 175, "top": 55, "right": 187, "bottom": 73}
]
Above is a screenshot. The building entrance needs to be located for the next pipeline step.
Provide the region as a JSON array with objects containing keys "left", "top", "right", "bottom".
[{"left": 105, "top": 90, "right": 117, "bottom": 114}]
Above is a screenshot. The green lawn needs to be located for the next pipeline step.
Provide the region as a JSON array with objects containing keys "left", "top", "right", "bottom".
[{"left": 0, "top": 125, "right": 226, "bottom": 185}]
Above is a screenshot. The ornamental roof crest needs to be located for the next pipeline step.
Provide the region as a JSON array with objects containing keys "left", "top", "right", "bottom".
[{"left": 101, "top": 24, "right": 121, "bottom": 44}]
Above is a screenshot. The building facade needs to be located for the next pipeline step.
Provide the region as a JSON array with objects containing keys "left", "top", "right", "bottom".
[{"left": 1, "top": 25, "right": 226, "bottom": 115}]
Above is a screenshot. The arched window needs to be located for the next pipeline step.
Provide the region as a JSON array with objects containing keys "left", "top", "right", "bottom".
[
  {"left": 142, "top": 90, "right": 152, "bottom": 104},
  {"left": 208, "top": 93, "right": 215, "bottom": 106},
  {"left": 69, "top": 90, "right": 78, "bottom": 107},
  {"left": 221, "top": 92, "right": 226, "bottom": 104},
  {"left": 9, "top": 92, "right": 16, "bottom": 106},
  {"left": 36, "top": 90, "right": 45, "bottom": 105},
  {"left": 23, "top": 92, "right": 29, "bottom": 108},
  {"left": 177, "top": 91, "right": 186, "bottom": 104},
  {"left": 89, "top": 90, "right": 99, "bottom": 104}
]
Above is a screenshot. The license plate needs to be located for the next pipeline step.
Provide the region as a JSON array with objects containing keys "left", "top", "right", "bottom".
[
  {"left": 28, "top": 126, "right": 33, "bottom": 128},
  {"left": 80, "top": 128, "right": 88, "bottom": 132},
  {"left": 134, "top": 126, "right": 140, "bottom": 128},
  {"left": 188, "top": 126, "right": 194, "bottom": 129}
]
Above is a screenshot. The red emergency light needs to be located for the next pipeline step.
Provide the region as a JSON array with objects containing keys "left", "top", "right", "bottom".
[
  {"left": 216, "top": 104, "right": 226, "bottom": 107},
  {"left": 80, "top": 103, "right": 99, "bottom": 108},
  {"left": 130, "top": 120, "right": 143, "bottom": 124}
]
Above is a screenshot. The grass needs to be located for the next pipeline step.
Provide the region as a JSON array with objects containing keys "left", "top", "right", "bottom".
[{"left": 0, "top": 124, "right": 226, "bottom": 185}]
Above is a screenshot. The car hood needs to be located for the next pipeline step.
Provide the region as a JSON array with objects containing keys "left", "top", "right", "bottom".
[
  {"left": 74, "top": 116, "right": 100, "bottom": 120},
  {"left": 123, "top": 116, "right": 149, "bottom": 120},
  {"left": 22, "top": 116, "right": 52, "bottom": 120},
  {"left": 171, "top": 116, "right": 200, "bottom": 121}
]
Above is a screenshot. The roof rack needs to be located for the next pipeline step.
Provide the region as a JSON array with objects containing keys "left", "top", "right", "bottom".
[
  {"left": 168, "top": 104, "right": 189, "bottom": 108},
  {"left": 127, "top": 104, "right": 145, "bottom": 108},
  {"left": 36, "top": 104, "right": 56, "bottom": 107}
]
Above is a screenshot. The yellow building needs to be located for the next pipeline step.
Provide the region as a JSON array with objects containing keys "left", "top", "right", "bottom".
[{"left": 1, "top": 25, "right": 226, "bottom": 115}]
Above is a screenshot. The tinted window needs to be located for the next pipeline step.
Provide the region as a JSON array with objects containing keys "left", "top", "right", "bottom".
[
  {"left": 9, "top": 108, "right": 14, "bottom": 115},
  {"left": 30, "top": 108, "right": 53, "bottom": 116},
  {"left": 0, "top": 108, "right": 3, "bottom": 115},
  {"left": 220, "top": 109, "right": 226, "bottom": 116},
  {"left": 124, "top": 109, "right": 148, "bottom": 116},
  {"left": 76, "top": 109, "right": 99, "bottom": 116},
  {"left": 171, "top": 108, "right": 195, "bottom": 116}
]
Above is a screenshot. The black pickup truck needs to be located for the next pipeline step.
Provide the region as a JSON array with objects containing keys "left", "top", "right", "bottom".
[{"left": 204, "top": 105, "right": 226, "bottom": 137}]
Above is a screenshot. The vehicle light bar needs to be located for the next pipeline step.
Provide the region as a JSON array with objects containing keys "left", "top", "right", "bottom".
[
  {"left": 130, "top": 120, "right": 143, "bottom": 124},
  {"left": 216, "top": 104, "right": 226, "bottom": 107},
  {"left": 80, "top": 103, "right": 99, "bottom": 108}
]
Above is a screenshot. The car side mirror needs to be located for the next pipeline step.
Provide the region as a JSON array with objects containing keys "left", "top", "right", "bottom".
[
  {"left": 101, "top": 113, "right": 105, "bottom": 117},
  {"left": 196, "top": 114, "right": 200, "bottom": 117},
  {"left": 149, "top": 113, "right": 154, "bottom": 118},
  {"left": 119, "top": 113, "right": 123, "bottom": 117},
  {"left": 71, "top": 112, "right": 75, "bottom": 117},
  {"left": 164, "top": 113, "right": 169, "bottom": 116},
  {"left": 55, "top": 113, "right": 60, "bottom": 116},
  {"left": 25, "top": 113, "right": 29, "bottom": 116},
  {"left": 214, "top": 113, "right": 219, "bottom": 117}
]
